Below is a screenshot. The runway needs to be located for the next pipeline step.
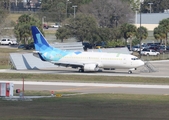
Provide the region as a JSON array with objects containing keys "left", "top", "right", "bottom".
[
  {"left": 1, "top": 80, "right": 169, "bottom": 95},
  {"left": 0, "top": 60, "right": 169, "bottom": 95}
]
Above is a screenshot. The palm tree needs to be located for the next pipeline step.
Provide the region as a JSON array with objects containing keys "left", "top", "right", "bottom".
[
  {"left": 136, "top": 26, "right": 148, "bottom": 53},
  {"left": 136, "top": 26, "right": 148, "bottom": 40},
  {"left": 121, "top": 23, "right": 137, "bottom": 50},
  {"left": 120, "top": 23, "right": 129, "bottom": 45},
  {"left": 159, "top": 18, "right": 169, "bottom": 47},
  {"left": 154, "top": 26, "right": 166, "bottom": 45}
]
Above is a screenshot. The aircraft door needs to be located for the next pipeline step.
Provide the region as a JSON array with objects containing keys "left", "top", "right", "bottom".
[
  {"left": 122, "top": 57, "right": 132, "bottom": 67},
  {"left": 123, "top": 58, "right": 126, "bottom": 65}
]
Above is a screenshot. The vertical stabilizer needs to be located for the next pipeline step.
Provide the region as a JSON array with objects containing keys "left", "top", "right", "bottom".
[
  {"left": 31, "top": 26, "right": 71, "bottom": 61},
  {"left": 31, "top": 26, "right": 51, "bottom": 51}
]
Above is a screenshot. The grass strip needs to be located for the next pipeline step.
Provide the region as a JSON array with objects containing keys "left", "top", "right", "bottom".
[
  {"left": 0, "top": 73, "right": 169, "bottom": 84},
  {"left": 0, "top": 93, "right": 169, "bottom": 120}
]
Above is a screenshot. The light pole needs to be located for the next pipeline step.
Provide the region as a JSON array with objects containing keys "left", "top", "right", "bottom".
[
  {"left": 134, "top": 0, "right": 138, "bottom": 24},
  {"left": 42, "top": 16, "right": 46, "bottom": 31},
  {"left": 66, "top": 0, "right": 69, "bottom": 18},
  {"left": 66, "top": 0, "right": 71, "bottom": 18},
  {"left": 9, "top": 0, "right": 11, "bottom": 12},
  {"left": 113, "top": 16, "right": 119, "bottom": 28},
  {"left": 72, "top": 5, "right": 77, "bottom": 18},
  {"left": 148, "top": 3, "right": 153, "bottom": 13},
  {"left": 139, "top": 0, "right": 144, "bottom": 58},
  {"left": 15, "top": 0, "right": 17, "bottom": 6}
]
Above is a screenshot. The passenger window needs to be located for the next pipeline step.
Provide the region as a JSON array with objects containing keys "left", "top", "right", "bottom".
[{"left": 131, "top": 58, "right": 139, "bottom": 60}]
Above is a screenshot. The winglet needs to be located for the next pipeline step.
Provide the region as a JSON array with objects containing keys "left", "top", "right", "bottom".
[{"left": 31, "top": 26, "right": 51, "bottom": 51}]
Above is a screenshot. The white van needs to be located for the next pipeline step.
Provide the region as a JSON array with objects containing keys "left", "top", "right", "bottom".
[{"left": 0, "top": 38, "right": 18, "bottom": 45}]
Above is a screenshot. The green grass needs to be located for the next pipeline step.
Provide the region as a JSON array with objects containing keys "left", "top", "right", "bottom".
[
  {"left": 0, "top": 48, "right": 34, "bottom": 69},
  {"left": 0, "top": 93, "right": 169, "bottom": 120},
  {"left": 0, "top": 73, "right": 169, "bottom": 84},
  {"left": 7, "top": 13, "right": 22, "bottom": 22}
]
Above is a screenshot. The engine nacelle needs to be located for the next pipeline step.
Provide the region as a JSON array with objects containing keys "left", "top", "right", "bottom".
[{"left": 84, "top": 64, "right": 98, "bottom": 71}]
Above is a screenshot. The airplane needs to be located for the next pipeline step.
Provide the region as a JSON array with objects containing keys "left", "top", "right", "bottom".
[{"left": 31, "top": 26, "right": 144, "bottom": 74}]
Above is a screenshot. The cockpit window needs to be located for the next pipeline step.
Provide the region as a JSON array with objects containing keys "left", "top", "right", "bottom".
[{"left": 131, "top": 58, "right": 139, "bottom": 60}]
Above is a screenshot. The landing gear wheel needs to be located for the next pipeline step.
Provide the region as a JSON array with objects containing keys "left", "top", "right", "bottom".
[
  {"left": 128, "top": 70, "right": 132, "bottom": 74},
  {"left": 79, "top": 69, "right": 84, "bottom": 72}
]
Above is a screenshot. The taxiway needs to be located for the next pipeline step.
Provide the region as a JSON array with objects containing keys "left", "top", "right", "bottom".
[{"left": 0, "top": 60, "right": 169, "bottom": 95}]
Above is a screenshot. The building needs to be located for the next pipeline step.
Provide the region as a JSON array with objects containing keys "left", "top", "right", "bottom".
[
  {"left": 10, "top": 0, "right": 41, "bottom": 11},
  {"left": 135, "top": 13, "right": 169, "bottom": 31}
]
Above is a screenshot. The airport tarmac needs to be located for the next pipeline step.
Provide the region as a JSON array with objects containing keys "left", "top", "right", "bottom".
[
  {"left": 0, "top": 60, "right": 169, "bottom": 78},
  {"left": 0, "top": 60, "right": 169, "bottom": 95}
]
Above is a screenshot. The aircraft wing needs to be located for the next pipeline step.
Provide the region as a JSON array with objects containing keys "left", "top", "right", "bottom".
[
  {"left": 52, "top": 61, "right": 84, "bottom": 68},
  {"left": 51, "top": 61, "right": 99, "bottom": 68}
]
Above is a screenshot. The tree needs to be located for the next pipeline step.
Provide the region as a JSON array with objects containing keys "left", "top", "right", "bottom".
[
  {"left": 40, "top": 0, "right": 136, "bottom": 30},
  {"left": 97, "top": 28, "right": 114, "bottom": 43},
  {"left": 14, "top": 14, "right": 42, "bottom": 44},
  {"left": 66, "top": 13, "right": 100, "bottom": 44},
  {"left": 122, "top": 0, "right": 169, "bottom": 13},
  {"left": 120, "top": 23, "right": 137, "bottom": 49},
  {"left": 158, "top": 18, "right": 169, "bottom": 47},
  {"left": 126, "top": 24, "right": 137, "bottom": 50},
  {"left": 40, "top": 0, "right": 93, "bottom": 22},
  {"left": 0, "top": 0, "right": 10, "bottom": 33},
  {"left": 141, "top": 0, "right": 169, "bottom": 13},
  {"left": 111, "top": 27, "right": 122, "bottom": 41},
  {"left": 136, "top": 26, "right": 148, "bottom": 49},
  {"left": 40, "top": 0, "right": 66, "bottom": 22},
  {"left": 121, "top": 23, "right": 130, "bottom": 45},
  {"left": 153, "top": 26, "right": 166, "bottom": 44},
  {"left": 130, "top": 0, "right": 141, "bottom": 12},
  {"left": 79, "top": 0, "right": 134, "bottom": 28},
  {"left": 55, "top": 27, "right": 71, "bottom": 42}
]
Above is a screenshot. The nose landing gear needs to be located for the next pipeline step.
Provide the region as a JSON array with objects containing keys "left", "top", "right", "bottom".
[
  {"left": 128, "top": 68, "right": 137, "bottom": 74},
  {"left": 128, "top": 70, "right": 132, "bottom": 74},
  {"left": 79, "top": 69, "right": 84, "bottom": 72}
]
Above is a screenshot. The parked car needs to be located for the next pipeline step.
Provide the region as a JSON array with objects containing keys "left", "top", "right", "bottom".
[
  {"left": 146, "top": 42, "right": 160, "bottom": 47},
  {"left": 158, "top": 45, "right": 166, "bottom": 53},
  {"left": 43, "top": 24, "right": 49, "bottom": 29},
  {"left": 166, "top": 46, "right": 169, "bottom": 50},
  {"left": 141, "top": 49, "right": 160, "bottom": 56},
  {"left": 18, "top": 44, "right": 25, "bottom": 49},
  {"left": 18, "top": 42, "right": 35, "bottom": 50},
  {"left": 82, "top": 42, "right": 93, "bottom": 49},
  {"left": 0, "top": 38, "right": 18, "bottom": 45},
  {"left": 50, "top": 24, "right": 61, "bottom": 28},
  {"left": 132, "top": 46, "right": 140, "bottom": 52},
  {"left": 148, "top": 45, "right": 160, "bottom": 51},
  {"left": 25, "top": 42, "right": 35, "bottom": 50}
]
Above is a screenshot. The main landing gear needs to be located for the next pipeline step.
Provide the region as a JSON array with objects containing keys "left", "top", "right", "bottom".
[
  {"left": 79, "top": 69, "right": 84, "bottom": 72},
  {"left": 128, "top": 70, "right": 132, "bottom": 74},
  {"left": 128, "top": 68, "right": 137, "bottom": 74}
]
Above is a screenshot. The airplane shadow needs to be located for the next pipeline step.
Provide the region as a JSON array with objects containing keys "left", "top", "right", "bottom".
[{"left": 37, "top": 68, "right": 139, "bottom": 75}]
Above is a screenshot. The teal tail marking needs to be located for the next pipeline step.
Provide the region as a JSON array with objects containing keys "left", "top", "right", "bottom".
[{"left": 31, "top": 26, "right": 73, "bottom": 61}]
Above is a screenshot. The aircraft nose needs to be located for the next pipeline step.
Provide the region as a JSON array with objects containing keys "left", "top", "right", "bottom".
[{"left": 140, "top": 60, "right": 145, "bottom": 66}]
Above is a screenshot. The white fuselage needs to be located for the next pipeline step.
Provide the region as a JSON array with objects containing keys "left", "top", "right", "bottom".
[{"left": 57, "top": 52, "right": 144, "bottom": 69}]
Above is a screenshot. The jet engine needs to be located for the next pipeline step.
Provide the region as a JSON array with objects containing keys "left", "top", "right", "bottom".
[{"left": 84, "top": 64, "right": 99, "bottom": 71}]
